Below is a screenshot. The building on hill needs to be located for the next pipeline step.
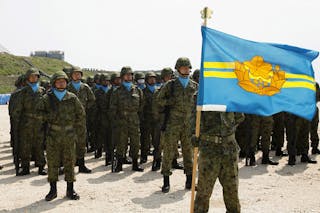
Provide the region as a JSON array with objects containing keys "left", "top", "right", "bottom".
[{"left": 31, "top": 50, "right": 64, "bottom": 61}]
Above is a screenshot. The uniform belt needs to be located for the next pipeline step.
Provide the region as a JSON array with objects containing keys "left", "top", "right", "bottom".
[
  {"left": 49, "top": 124, "right": 73, "bottom": 131},
  {"left": 24, "top": 113, "right": 41, "bottom": 120},
  {"left": 200, "top": 134, "right": 235, "bottom": 144}
]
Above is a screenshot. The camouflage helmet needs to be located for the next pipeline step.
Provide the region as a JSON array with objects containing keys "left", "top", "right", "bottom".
[
  {"left": 134, "top": 72, "right": 145, "bottom": 80},
  {"left": 192, "top": 69, "right": 200, "bottom": 79},
  {"left": 25, "top": 67, "right": 40, "bottom": 79},
  {"left": 70, "top": 66, "right": 83, "bottom": 76},
  {"left": 51, "top": 71, "right": 69, "bottom": 85},
  {"left": 120, "top": 66, "right": 133, "bottom": 77},
  {"left": 175, "top": 57, "right": 192, "bottom": 70},
  {"left": 94, "top": 73, "right": 101, "bottom": 82},
  {"left": 110, "top": 72, "right": 121, "bottom": 82},
  {"left": 14, "top": 74, "right": 26, "bottom": 87},
  {"left": 145, "top": 71, "right": 157, "bottom": 81},
  {"left": 100, "top": 73, "right": 111, "bottom": 81},
  {"left": 86, "top": 76, "right": 94, "bottom": 82},
  {"left": 161, "top": 67, "right": 173, "bottom": 79}
]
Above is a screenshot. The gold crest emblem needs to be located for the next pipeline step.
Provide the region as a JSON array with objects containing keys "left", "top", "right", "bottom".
[{"left": 234, "top": 56, "right": 286, "bottom": 96}]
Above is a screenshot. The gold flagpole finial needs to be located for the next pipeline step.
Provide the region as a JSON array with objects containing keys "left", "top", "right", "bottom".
[{"left": 200, "top": 7, "right": 213, "bottom": 26}]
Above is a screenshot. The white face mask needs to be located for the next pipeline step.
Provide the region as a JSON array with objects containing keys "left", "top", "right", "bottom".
[{"left": 137, "top": 79, "right": 145, "bottom": 84}]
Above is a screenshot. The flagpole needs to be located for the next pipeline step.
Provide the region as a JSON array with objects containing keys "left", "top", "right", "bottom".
[{"left": 190, "top": 7, "right": 212, "bottom": 213}]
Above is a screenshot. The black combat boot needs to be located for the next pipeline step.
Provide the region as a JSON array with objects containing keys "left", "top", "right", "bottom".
[
  {"left": 94, "top": 148, "right": 102, "bottom": 159},
  {"left": 114, "top": 157, "right": 123, "bottom": 173},
  {"left": 78, "top": 158, "right": 92, "bottom": 173},
  {"left": 66, "top": 182, "right": 80, "bottom": 200},
  {"left": 185, "top": 174, "right": 192, "bottom": 190},
  {"left": 288, "top": 155, "right": 296, "bottom": 166},
  {"left": 38, "top": 166, "right": 47, "bottom": 175},
  {"left": 45, "top": 182, "right": 57, "bottom": 201},
  {"left": 172, "top": 159, "right": 184, "bottom": 170},
  {"left": 301, "top": 154, "right": 317, "bottom": 164},
  {"left": 140, "top": 156, "right": 147, "bottom": 164},
  {"left": 311, "top": 147, "right": 320, "bottom": 154},
  {"left": 132, "top": 159, "right": 144, "bottom": 172},
  {"left": 161, "top": 176, "right": 170, "bottom": 193},
  {"left": 17, "top": 165, "right": 30, "bottom": 176},
  {"left": 151, "top": 159, "right": 161, "bottom": 171},
  {"left": 261, "top": 152, "right": 279, "bottom": 165},
  {"left": 275, "top": 148, "right": 288, "bottom": 157},
  {"left": 245, "top": 153, "right": 256, "bottom": 166}
]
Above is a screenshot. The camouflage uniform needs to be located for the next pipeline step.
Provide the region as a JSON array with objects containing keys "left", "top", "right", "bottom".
[
  {"left": 66, "top": 68, "right": 95, "bottom": 161},
  {"left": 94, "top": 73, "right": 112, "bottom": 160},
  {"left": 158, "top": 76, "right": 198, "bottom": 177},
  {"left": 194, "top": 112, "right": 244, "bottom": 213},
  {"left": 11, "top": 68, "right": 46, "bottom": 175},
  {"left": 109, "top": 66, "right": 144, "bottom": 172},
  {"left": 272, "top": 112, "right": 286, "bottom": 156},
  {"left": 40, "top": 71, "right": 84, "bottom": 201},
  {"left": 140, "top": 72, "right": 158, "bottom": 163},
  {"left": 310, "top": 83, "right": 320, "bottom": 154},
  {"left": 246, "top": 114, "right": 277, "bottom": 165}
]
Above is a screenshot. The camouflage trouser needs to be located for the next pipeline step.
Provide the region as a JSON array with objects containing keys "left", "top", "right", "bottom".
[
  {"left": 116, "top": 121, "right": 140, "bottom": 160},
  {"left": 76, "top": 127, "right": 87, "bottom": 160},
  {"left": 153, "top": 125, "right": 161, "bottom": 161},
  {"left": 141, "top": 123, "right": 153, "bottom": 159},
  {"left": 272, "top": 112, "right": 285, "bottom": 150},
  {"left": 19, "top": 120, "right": 46, "bottom": 168},
  {"left": 46, "top": 130, "right": 76, "bottom": 182},
  {"left": 287, "top": 115, "right": 310, "bottom": 156},
  {"left": 195, "top": 138, "right": 240, "bottom": 213},
  {"left": 161, "top": 124, "right": 192, "bottom": 176},
  {"left": 235, "top": 115, "right": 251, "bottom": 155},
  {"left": 310, "top": 108, "right": 319, "bottom": 149},
  {"left": 87, "top": 111, "right": 97, "bottom": 149},
  {"left": 249, "top": 115, "right": 273, "bottom": 154}
]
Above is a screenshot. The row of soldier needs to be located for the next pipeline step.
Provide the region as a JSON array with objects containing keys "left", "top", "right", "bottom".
[{"left": 4, "top": 57, "right": 320, "bottom": 212}]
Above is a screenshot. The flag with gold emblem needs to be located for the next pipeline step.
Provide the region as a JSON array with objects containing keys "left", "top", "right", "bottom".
[{"left": 197, "top": 26, "right": 319, "bottom": 120}]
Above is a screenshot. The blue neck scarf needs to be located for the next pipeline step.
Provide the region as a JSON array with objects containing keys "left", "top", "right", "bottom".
[
  {"left": 53, "top": 88, "right": 67, "bottom": 101},
  {"left": 71, "top": 81, "right": 81, "bottom": 91},
  {"left": 101, "top": 85, "right": 109, "bottom": 93},
  {"left": 178, "top": 76, "right": 189, "bottom": 88},
  {"left": 27, "top": 82, "right": 39, "bottom": 93},
  {"left": 122, "top": 81, "right": 132, "bottom": 92},
  {"left": 147, "top": 84, "right": 156, "bottom": 93},
  {"left": 137, "top": 84, "right": 146, "bottom": 90},
  {"left": 95, "top": 84, "right": 101, "bottom": 90}
]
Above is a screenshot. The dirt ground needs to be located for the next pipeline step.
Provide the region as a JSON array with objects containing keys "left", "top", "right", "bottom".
[{"left": 0, "top": 105, "right": 320, "bottom": 213}]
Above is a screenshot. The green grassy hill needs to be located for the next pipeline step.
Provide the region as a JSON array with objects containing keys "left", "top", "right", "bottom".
[{"left": 0, "top": 53, "right": 93, "bottom": 93}]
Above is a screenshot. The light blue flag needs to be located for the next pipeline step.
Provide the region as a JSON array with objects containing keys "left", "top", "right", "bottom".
[{"left": 197, "top": 26, "right": 319, "bottom": 120}]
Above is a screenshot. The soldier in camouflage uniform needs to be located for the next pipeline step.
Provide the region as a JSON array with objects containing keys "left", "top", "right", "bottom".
[
  {"left": 39, "top": 71, "right": 85, "bottom": 201},
  {"left": 109, "top": 66, "right": 144, "bottom": 172},
  {"left": 140, "top": 72, "right": 159, "bottom": 164},
  {"left": 86, "top": 76, "right": 95, "bottom": 88},
  {"left": 94, "top": 73, "right": 111, "bottom": 159},
  {"left": 67, "top": 66, "right": 95, "bottom": 173},
  {"left": 192, "top": 69, "right": 200, "bottom": 83},
  {"left": 11, "top": 68, "right": 47, "bottom": 176},
  {"left": 194, "top": 112, "right": 244, "bottom": 213},
  {"left": 246, "top": 114, "right": 278, "bottom": 166},
  {"left": 158, "top": 58, "right": 198, "bottom": 193},
  {"left": 134, "top": 72, "right": 146, "bottom": 90},
  {"left": 287, "top": 114, "right": 317, "bottom": 165},
  {"left": 310, "top": 83, "right": 320, "bottom": 154}
]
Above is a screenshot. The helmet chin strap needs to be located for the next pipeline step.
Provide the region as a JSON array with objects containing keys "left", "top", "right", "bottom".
[{"left": 178, "top": 72, "right": 190, "bottom": 78}]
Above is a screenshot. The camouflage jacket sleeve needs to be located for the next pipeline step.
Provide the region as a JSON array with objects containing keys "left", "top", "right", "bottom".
[
  {"left": 74, "top": 96, "right": 86, "bottom": 139},
  {"left": 157, "top": 81, "right": 174, "bottom": 109},
  {"left": 10, "top": 88, "right": 25, "bottom": 124},
  {"left": 109, "top": 89, "right": 119, "bottom": 123},
  {"left": 234, "top": 113, "right": 245, "bottom": 126},
  {"left": 138, "top": 87, "right": 144, "bottom": 120},
  {"left": 85, "top": 85, "right": 96, "bottom": 110}
]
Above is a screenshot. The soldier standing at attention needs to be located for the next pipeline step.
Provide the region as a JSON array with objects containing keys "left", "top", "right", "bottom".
[
  {"left": 140, "top": 72, "right": 159, "bottom": 164},
  {"left": 11, "top": 68, "right": 47, "bottom": 176},
  {"left": 194, "top": 111, "right": 244, "bottom": 213},
  {"left": 67, "top": 66, "right": 95, "bottom": 173},
  {"left": 158, "top": 57, "right": 198, "bottom": 193},
  {"left": 39, "top": 71, "right": 85, "bottom": 201},
  {"left": 109, "top": 66, "right": 144, "bottom": 172}
]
